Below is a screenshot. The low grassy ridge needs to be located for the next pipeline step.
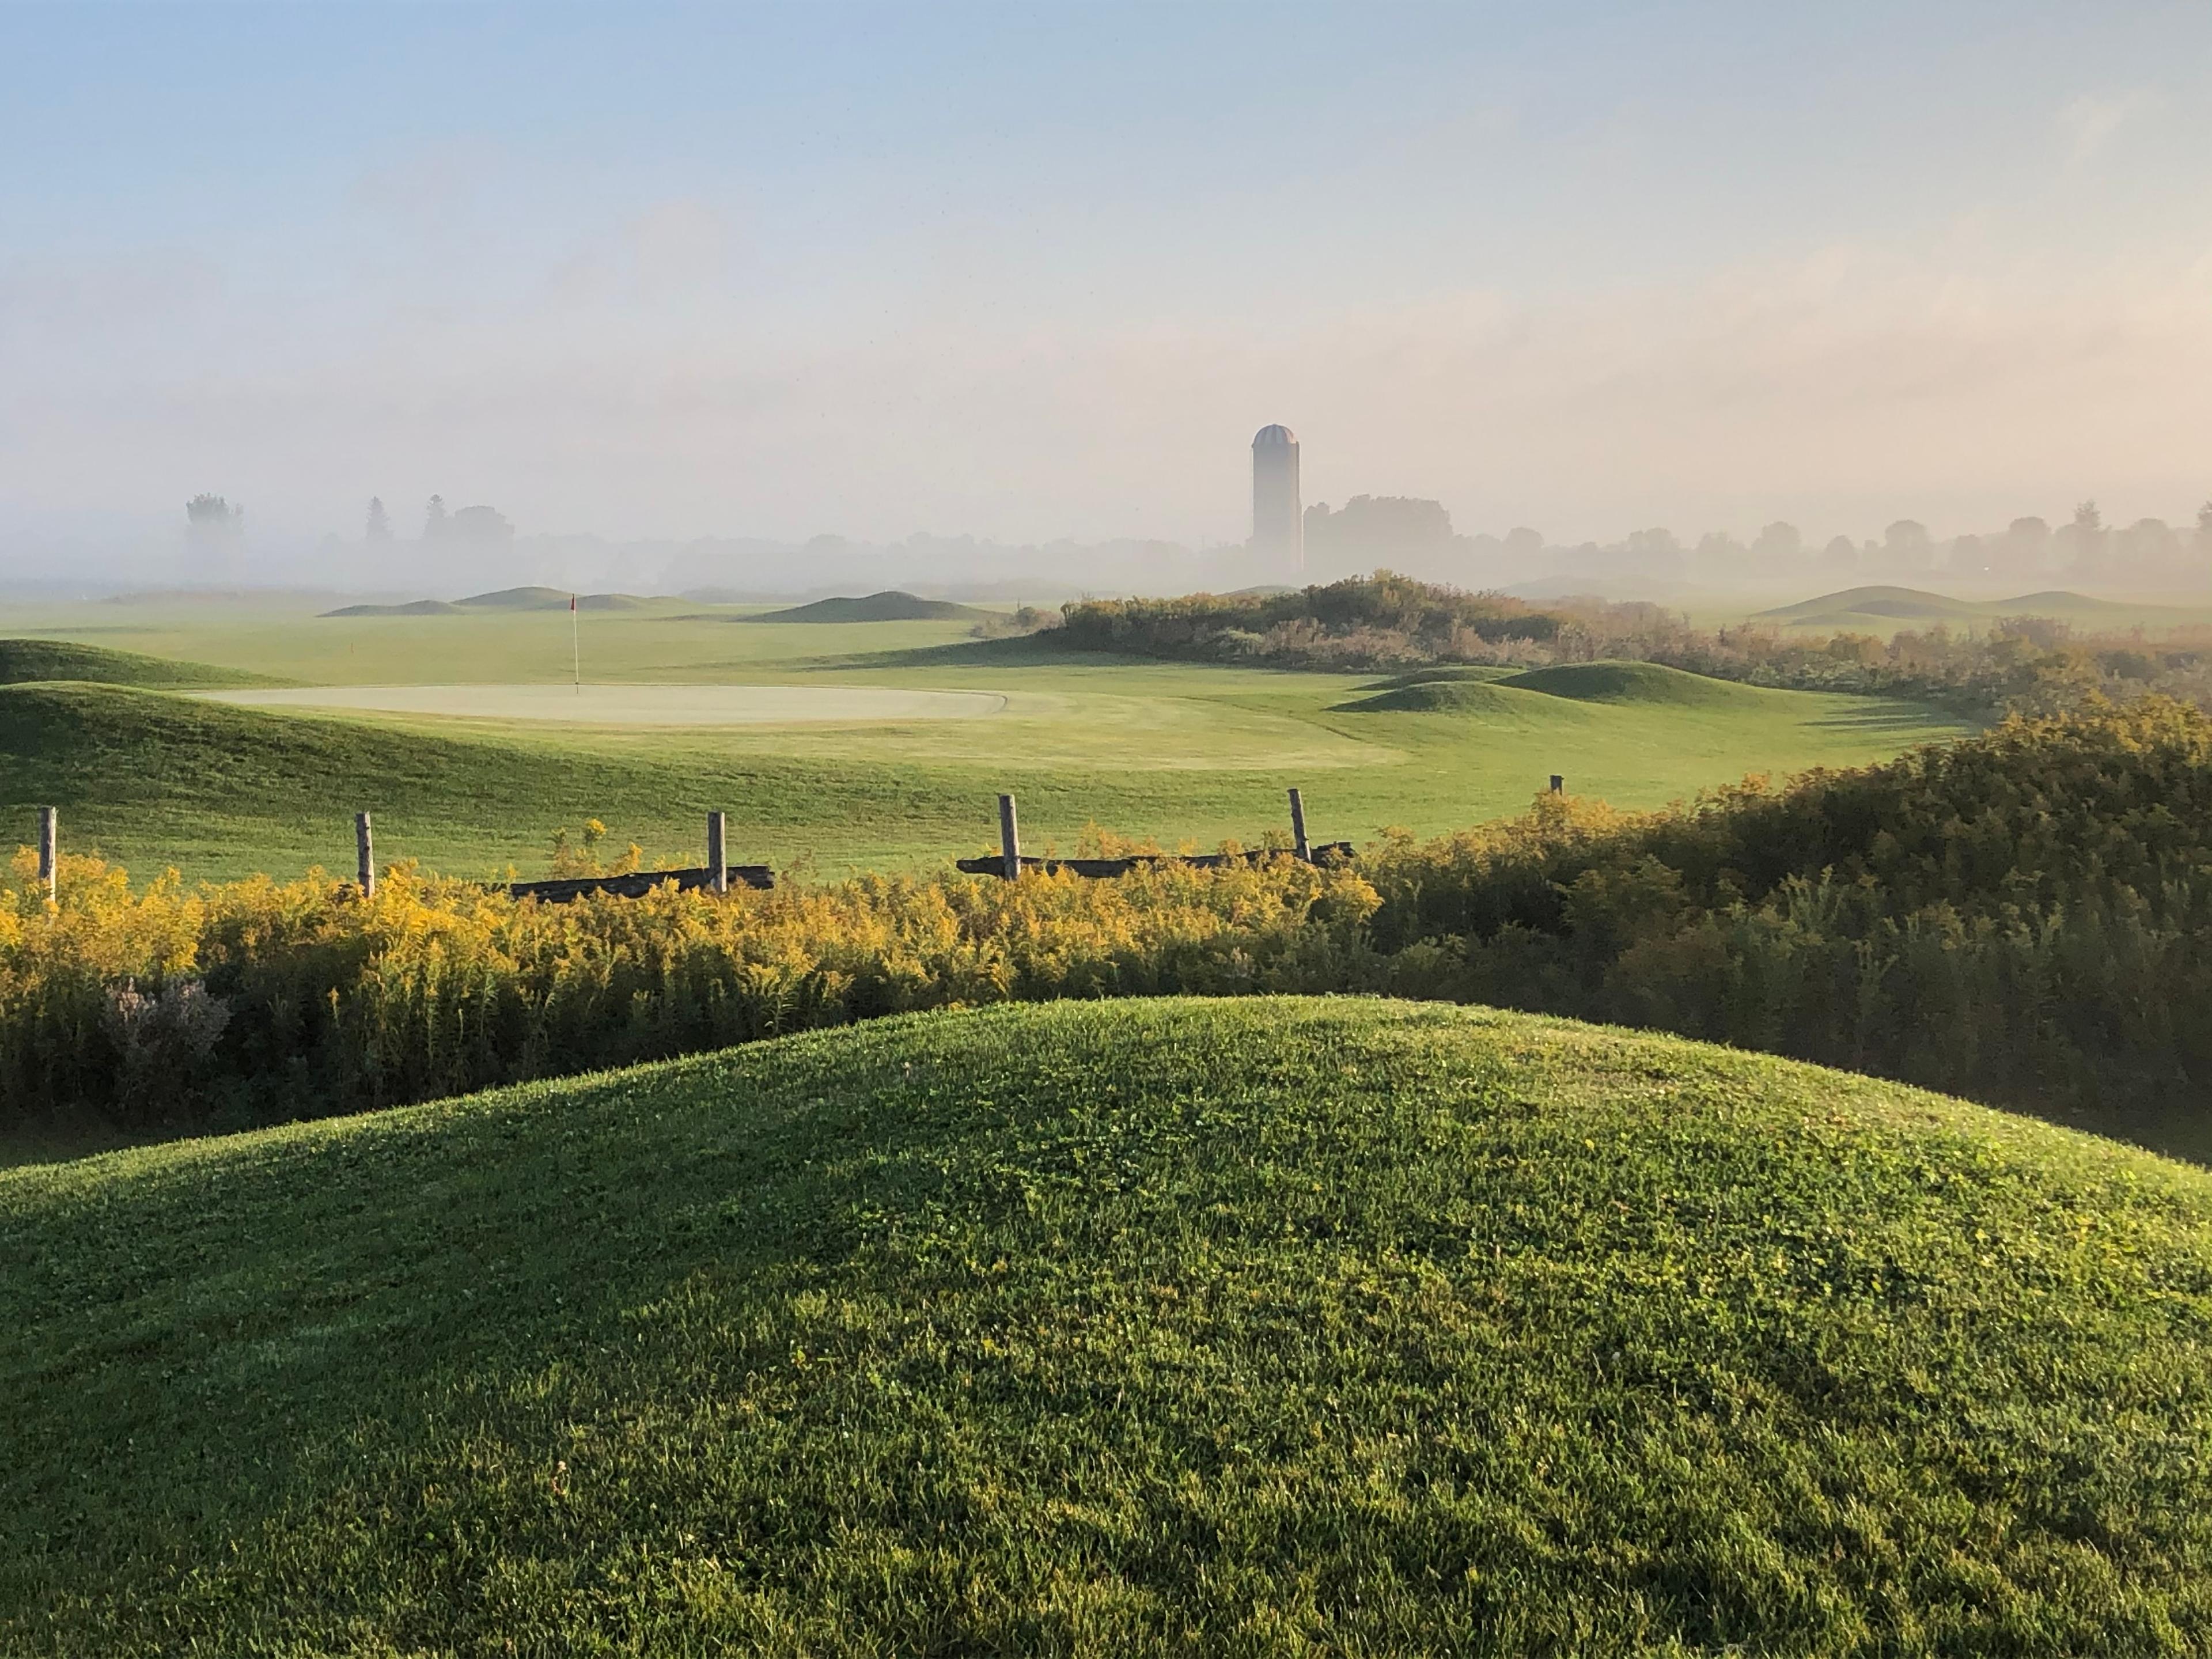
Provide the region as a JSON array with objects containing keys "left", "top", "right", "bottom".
[
  {"left": 4, "top": 998, "right": 2208, "bottom": 1652},
  {"left": 0, "top": 638, "right": 282, "bottom": 689},
  {"left": 1340, "top": 660, "right": 1776, "bottom": 717},
  {"left": 752, "top": 590, "right": 990, "bottom": 623},
  {"left": 1498, "top": 660, "right": 1774, "bottom": 707}
]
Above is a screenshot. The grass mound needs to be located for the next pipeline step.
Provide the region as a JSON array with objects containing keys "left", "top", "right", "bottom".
[
  {"left": 755, "top": 590, "right": 990, "bottom": 623},
  {"left": 0, "top": 683, "right": 681, "bottom": 875},
  {"left": 321, "top": 598, "right": 464, "bottom": 616},
  {"left": 5, "top": 997, "right": 2207, "bottom": 1650},
  {"left": 0, "top": 638, "right": 280, "bottom": 689},
  {"left": 1758, "top": 586, "right": 2135, "bottom": 628},
  {"left": 1338, "top": 677, "right": 1528, "bottom": 714},
  {"left": 331, "top": 592, "right": 656, "bottom": 615},
  {"left": 454, "top": 586, "right": 579, "bottom": 609},
  {"left": 1757, "top": 585, "right": 1989, "bottom": 623},
  {"left": 1370, "top": 664, "right": 1520, "bottom": 688},
  {"left": 1501, "top": 659, "right": 1767, "bottom": 706}
]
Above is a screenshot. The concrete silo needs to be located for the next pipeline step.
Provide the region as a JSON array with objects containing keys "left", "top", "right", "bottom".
[{"left": 1251, "top": 424, "right": 1302, "bottom": 573}]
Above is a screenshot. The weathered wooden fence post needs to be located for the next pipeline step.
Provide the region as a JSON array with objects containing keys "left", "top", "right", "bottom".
[
  {"left": 998, "top": 793, "right": 1021, "bottom": 880},
  {"left": 355, "top": 812, "right": 375, "bottom": 898},
  {"left": 1549, "top": 775, "right": 1564, "bottom": 795},
  {"left": 37, "top": 807, "right": 56, "bottom": 901},
  {"left": 707, "top": 810, "right": 728, "bottom": 895},
  {"left": 1287, "top": 787, "right": 1310, "bottom": 861}
]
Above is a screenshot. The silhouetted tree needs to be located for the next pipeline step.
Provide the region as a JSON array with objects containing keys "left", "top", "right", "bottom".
[
  {"left": 184, "top": 494, "right": 244, "bottom": 570},
  {"left": 2060, "top": 499, "right": 2108, "bottom": 572},
  {"left": 366, "top": 497, "right": 391, "bottom": 541},
  {"left": 1304, "top": 496, "right": 1454, "bottom": 559},
  {"left": 1753, "top": 521, "right": 1802, "bottom": 560},
  {"left": 449, "top": 505, "right": 515, "bottom": 543},
  {"left": 2002, "top": 516, "right": 2051, "bottom": 577},
  {"left": 185, "top": 494, "right": 241, "bottom": 531},
  {"left": 1884, "top": 520, "right": 1932, "bottom": 571},
  {"left": 2119, "top": 518, "right": 2176, "bottom": 572},
  {"left": 423, "top": 495, "right": 448, "bottom": 539}
]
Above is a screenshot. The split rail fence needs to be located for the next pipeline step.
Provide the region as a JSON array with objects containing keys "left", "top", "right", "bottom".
[{"left": 21, "top": 775, "right": 1572, "bottom": 903}]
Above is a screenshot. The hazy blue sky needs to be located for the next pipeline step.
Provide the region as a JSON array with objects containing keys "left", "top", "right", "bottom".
[{"left": 5, "top": 1, "right": 2211, "bottom": 560}]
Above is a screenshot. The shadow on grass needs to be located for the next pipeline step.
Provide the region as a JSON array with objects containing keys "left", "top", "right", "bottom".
[{"left": 1803, "top": 698, "right": 1979, "bottom": 735}]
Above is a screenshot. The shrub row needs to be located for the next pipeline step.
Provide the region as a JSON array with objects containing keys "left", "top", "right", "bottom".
[
  {"left": 5, "top": 699, "right": 2207, "bottom": 1141},
  {"left": 1361, "top": 695, "right": 2212, "bottom": 1121},
  {"left": 0, "top": 850, "right": 1376, "bottom": 1132}
]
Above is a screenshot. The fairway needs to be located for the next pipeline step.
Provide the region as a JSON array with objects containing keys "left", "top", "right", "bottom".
[
  {"left": 204, "top": 681, "right": 1009, "bottom": 724},
  {"left": 0, "top": 600, "right": 1974, "bottom": 880}
]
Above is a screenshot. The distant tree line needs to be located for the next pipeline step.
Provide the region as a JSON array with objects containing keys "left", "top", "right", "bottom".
[{"left": 1291, "top": 494, "right": 2212, "bottom": 591}]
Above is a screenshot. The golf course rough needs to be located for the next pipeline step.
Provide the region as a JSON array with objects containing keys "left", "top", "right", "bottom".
[{"left": 4, "top": 998, "right": 2207, "bottom": 1653}]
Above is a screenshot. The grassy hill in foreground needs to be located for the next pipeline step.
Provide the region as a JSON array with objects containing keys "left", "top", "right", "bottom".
[
  {"left": 0, "top": 638, "right": 283, "bottom": 689},
  {"left": 4, "top": 998, "right": 2207, "bottom": 1652}
]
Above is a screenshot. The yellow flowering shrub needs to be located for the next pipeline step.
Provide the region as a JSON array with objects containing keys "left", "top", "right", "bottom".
[{"left": 0, "top": 851, "right": 1377, "bottom": 1131}]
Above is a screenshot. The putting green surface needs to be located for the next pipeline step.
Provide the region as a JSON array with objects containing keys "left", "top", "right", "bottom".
[{"left": 203, "top": 683, "right": 1009, "bottom": 725}]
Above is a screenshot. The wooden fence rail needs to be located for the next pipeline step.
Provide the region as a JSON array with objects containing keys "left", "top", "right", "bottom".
[
  {"left": 507, "top": 865, "right": 775, "bottom": 904},
  {"left": 24, "top": 775, "right": 1563, "bottom": 903},
  {"left": 953, "top": 845, "right": 1353, "bottom": 880}
]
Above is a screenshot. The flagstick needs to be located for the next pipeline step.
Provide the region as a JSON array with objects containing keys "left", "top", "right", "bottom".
[{"left": 571, "top": 594, "right": 581, "bottom": 692}]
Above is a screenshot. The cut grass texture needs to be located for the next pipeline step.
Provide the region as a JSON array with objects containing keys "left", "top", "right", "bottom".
[
  {"left": 0, "top": 641, "right": 1965, "bottom": 882},
  {"left": 1498, "top": 659, "right": 1775, "bottom": 707},
  {"left": 3, "top": 997, "right": 2207, "bottom": 1653},
  {"left": 0, "top": 638, "right": 283, "bottom": 690}
]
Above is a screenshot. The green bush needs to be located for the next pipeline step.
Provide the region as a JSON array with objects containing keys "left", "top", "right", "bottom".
[
  {"left": 0, "top": 848, "right": 1377, "bottom": 1134},
  {"left": 1362, "top": 696, "right": 2212, "bottom": 1122},
  {"left": 1056, "top": 571, "right": 1562, "bottom": 667}
]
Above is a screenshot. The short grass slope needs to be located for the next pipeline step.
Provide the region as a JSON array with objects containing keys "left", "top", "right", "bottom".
[
  {"left": 1337, "top": 678, "right": 1530, "bottom": 715},
  {"left": 1500, "top": 658, "right": 1770, "bottom": 707},
  {"left": 1757, "top": 586, "right": 2152, "bottom": 632},
  {"left": 0, "top": 638, "right": 282, "bottom": 689},
  {"left": 3, "top": 998, "right": 2207, "bottom": 1653},
  {"left": 754, "top": 590, "right": 990, "bottom": 623},
  {"left": 454, "top": 585, "right": 585, "bottom": 610},
  {"left": 320, "top": 598, "right": 464, "bottom": 618}
]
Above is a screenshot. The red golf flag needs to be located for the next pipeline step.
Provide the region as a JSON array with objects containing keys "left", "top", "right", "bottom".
[{"left": 570, "top": 594, "right": 578, "bottom": 611}]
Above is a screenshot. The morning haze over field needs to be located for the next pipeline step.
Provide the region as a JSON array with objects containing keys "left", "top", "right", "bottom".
[{"left": 6, "top": 6, "right": 2212, "bottom": 1653}]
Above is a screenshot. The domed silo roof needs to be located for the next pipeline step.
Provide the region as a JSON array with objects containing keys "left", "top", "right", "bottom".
[{"left": 1252, "top": 424, "right": 1298, "bottom": 448}]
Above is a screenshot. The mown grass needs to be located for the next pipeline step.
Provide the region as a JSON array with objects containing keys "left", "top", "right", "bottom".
[
  {"left": 3, "top": 997, "right": 2208, "bottom": 1653},
  {"left": 0, "top": 610, "right": 1968, "bottom": 881},
  {"left": 0, "top": 638, "right": 283, "bottom": 689}
]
